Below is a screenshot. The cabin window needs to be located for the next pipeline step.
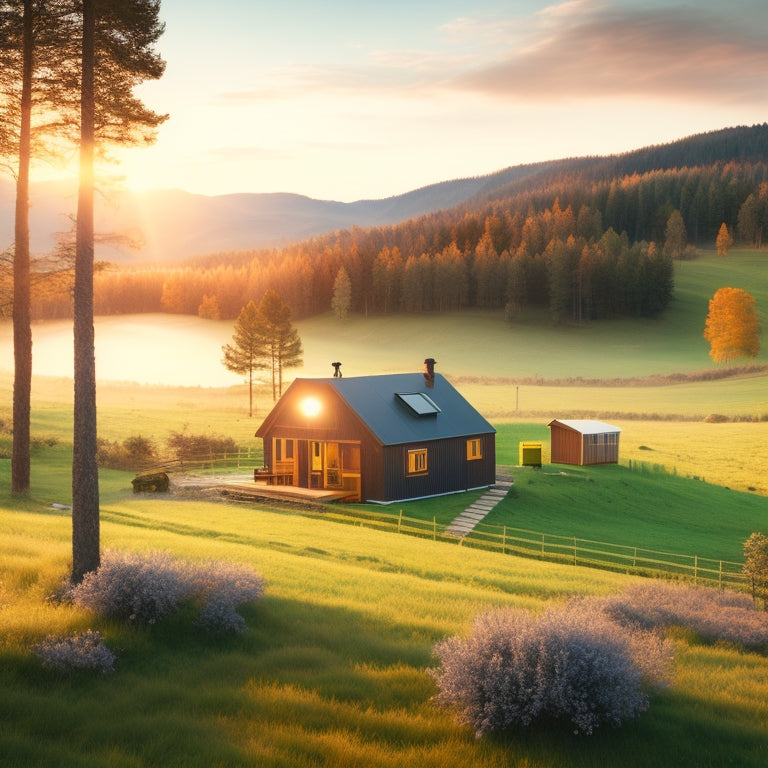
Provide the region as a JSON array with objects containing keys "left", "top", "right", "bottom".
[
  {"left": 311, "top": 441, "right": 323, "bottom": 471},
  {"left": 275, "top": 438, "right": 294, "bottom": 462},
  {"left": 466, "top": 438, "right": 483, "bottom": 460},
  {"left": 407, "top": 448, "right": 428, "bottom": 475}
]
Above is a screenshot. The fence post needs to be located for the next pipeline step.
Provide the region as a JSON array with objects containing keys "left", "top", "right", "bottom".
[
  {"left": 433, "top": 517, "right": 437, "bottom": 542},
  {"left": 541, "top": 533, "right": 545, "bottom": 559},
  {"left": 694, "top": 554, "right": 698, "bottom": 584},
  {"left": 398, "top": 509, "right": 402, "bottom": 534},
  {"left": 502, "top": 525, "right": 507, "bottom": 555},
  {"left": 573, "top": 537, "right": 577, "bottom": 566}
]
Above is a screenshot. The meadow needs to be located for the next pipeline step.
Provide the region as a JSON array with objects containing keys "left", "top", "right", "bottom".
[
  {"left": 2, "top": 476, "right": 768, "bottom": 768},
  {"left": 0, "top": 248, "right": 767, "bottom": 766}
]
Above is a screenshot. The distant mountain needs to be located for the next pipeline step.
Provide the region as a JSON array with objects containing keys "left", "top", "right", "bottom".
[
  {"left": 2, "top": 123, "right": 765, "bottom": 264},
  {"left": 0, "top": 174, "right": 494, "bottom": 264}
]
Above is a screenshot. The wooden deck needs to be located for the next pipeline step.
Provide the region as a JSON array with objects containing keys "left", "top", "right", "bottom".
[{"left": 171, "top": 473, "right": 352, "bottom": 503}]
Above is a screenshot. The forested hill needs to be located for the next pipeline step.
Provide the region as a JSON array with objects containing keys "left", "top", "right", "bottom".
[{"left": 29, "top": 123, "right": 768, "bottom": 324}]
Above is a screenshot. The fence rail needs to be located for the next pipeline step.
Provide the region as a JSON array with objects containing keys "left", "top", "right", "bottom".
[
  {"left": 314, "top": 506, "right": 748, "bottom": 591},
  {"left": 136, "top": 448, "right": 263, "bottom": 475},
  {"left": 138, "top": 456, "right": 747, "bottom": 591}
]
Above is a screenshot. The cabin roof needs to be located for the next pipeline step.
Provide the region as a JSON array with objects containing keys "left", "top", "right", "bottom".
[
  {"left": 259, "top": 373, "right": 495, "bottom": 446},
  {"left": 547, "top": 419, "right": 621, "bottom": 435}
]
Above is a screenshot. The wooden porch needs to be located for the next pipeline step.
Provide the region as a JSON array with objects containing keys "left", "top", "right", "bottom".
[{"left": 171, "top": 473, "right": 353, "bottom": 503}]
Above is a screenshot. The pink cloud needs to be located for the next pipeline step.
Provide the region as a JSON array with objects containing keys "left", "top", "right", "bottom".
[{"left": 450, "top": 7, "right": 768, "bottom": 104}]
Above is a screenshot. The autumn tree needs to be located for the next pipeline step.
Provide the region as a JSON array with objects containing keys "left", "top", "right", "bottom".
[
  {"left": 715, "top": 222, "right": 733, "bottom": 256},
  {"left": 663, "top": 209, "right": 686, "bottom": 259},
  {"left": 222, "top": 300, "right": 266, "bottom": 417},
  {"left": 703, "top": 287, "right": 760, "bottom": 364},
  {"left": 257, "top": 290, "right": 303, "bottom": 401},
  {"left": 198, "top": 293, "right": 220, "bottom": 319},
  {"left": 331, "top": 265, "right": 351, "bottom": 320}
]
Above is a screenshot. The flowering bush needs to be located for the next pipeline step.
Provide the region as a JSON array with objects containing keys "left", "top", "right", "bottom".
[
  {"left": 431, "top": 599, "right": 672, "bottom": 737},
  {"left": 602, "top": 582, "right": 768, "bottom": 649},
  {"left": 67, "top": 550, "right": 189, "bottom": 624},
  {"left": 32, "top": 630, "right": 116, "bottom": 675},
  {"left": 66, "top": 550, "right": 264, "bottom": 633},
  {"left": 188, "top": 559, "right": 265, "bottom": 633}
]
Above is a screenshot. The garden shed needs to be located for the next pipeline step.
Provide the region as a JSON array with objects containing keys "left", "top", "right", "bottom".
[
  {"left": 547, "top": 419, "right": 621, "bottom": 466},
  {"left": 255, "top": 366, "right": 496, "bottom": 503}
]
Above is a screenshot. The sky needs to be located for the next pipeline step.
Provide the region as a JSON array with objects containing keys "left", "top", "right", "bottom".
[{"left": 103, "top": 0, "right": 768, "bottom": 202}]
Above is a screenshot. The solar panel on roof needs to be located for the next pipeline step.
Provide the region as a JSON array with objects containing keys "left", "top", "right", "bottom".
[{"left": 395, "top": 392, "right": 441, "bottom": 416}]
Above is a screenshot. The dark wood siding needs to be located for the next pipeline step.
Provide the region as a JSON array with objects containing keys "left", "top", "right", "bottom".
[{"left": 379, "top": 434, "right": 495, "bottom": 502}]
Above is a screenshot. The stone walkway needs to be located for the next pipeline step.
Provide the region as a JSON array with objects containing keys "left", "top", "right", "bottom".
[{"left": 445, "top": 477, "right": 514, "bottom": 537}]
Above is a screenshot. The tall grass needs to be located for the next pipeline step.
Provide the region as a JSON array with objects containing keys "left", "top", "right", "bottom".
[{"left": 2, "top": 486, "right": 768, "bottom": 767}]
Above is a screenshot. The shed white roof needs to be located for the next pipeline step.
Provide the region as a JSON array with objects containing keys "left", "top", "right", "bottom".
[{"left": 548, "top": 419, "right": 621, "bottom": 435}]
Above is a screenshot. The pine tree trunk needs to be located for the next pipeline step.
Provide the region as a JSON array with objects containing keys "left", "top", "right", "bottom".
[
  {"left": 11, "top": 0, "right": 33, "bottom": 495},
  {"left": 71, "top": 0, "right": 99, "bottom": 583}
]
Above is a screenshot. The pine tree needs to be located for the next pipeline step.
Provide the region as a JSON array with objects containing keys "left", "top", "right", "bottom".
[
  {"left": 257, "top": 290, "right": 303, "bottom": 401},
  {"left": 222, "top": 300, "right": 267, "bottom": 417}
]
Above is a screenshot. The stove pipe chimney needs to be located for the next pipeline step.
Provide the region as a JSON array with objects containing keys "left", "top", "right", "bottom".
[{"left": 423, "top": 358, "right": 436, "bottom": 388}]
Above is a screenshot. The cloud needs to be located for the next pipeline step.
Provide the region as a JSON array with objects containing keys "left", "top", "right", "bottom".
[{"left": 448, "top": 4, "right": 768, "bottom": 104}]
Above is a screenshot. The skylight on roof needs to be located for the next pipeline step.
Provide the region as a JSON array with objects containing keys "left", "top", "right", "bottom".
[{"left": 396, "top": 392, "right": 441, "bottom": 416}]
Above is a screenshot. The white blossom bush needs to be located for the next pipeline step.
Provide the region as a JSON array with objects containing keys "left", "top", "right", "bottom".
[
  {"left": 601, "top": 582, "right": 768, "bottom": 649},
  {"left": 188, "top": 559, "right": 265, "bottom": 633},
  {"left": 66, "top": 550, "right": 264, "bottom": 633},
  {"left": 32, "top": 630, "right": 116, "bottom": 675},
  {"left": 431, "top": 599, "right": 674, "bottom": 737},
  {"left": 67, "top": 550, "right": 190, "bottom": 625}
]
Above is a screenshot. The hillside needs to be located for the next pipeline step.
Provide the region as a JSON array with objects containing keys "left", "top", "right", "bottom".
[{"left": 2, "top": 123, "right": 765, "bottom": 264}]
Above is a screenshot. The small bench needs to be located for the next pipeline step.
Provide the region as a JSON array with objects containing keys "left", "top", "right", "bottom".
[{"left": 253, "top": 468, "right": 293, "bottom": 485}]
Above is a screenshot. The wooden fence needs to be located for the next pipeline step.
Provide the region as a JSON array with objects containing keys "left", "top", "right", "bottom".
[
  {"left": 315, "top": 506, "right": 748, "bottom": 591},
  {"left": 139, "top": 454, "right": 747, "bottom": 591}
]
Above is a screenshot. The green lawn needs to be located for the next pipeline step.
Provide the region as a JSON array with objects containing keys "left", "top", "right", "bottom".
[
  {"left": 2, "top": 480, "right": 768, "bottom": 768},
  {"left": 1, "top": 249, "right": 768, "bottom": 767}
]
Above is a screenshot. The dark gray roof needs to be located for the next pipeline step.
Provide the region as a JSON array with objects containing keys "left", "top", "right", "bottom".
[{"left": 307, "top": 372, "right": 495, "bottom": 446}]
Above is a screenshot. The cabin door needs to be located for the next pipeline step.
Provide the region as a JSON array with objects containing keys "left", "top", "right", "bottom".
[{"left": 308, "top": 441, "right": 361, "bottom": 499}]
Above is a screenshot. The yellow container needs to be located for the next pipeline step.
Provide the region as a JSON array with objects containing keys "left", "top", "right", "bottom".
[{"left": 519, "top": 441, "right": 542, "bottom": 467}]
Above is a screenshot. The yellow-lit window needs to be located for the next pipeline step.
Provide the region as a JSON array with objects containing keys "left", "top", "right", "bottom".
[
  {"left": 407, "top": 448, "right": 428, "bottom": 475},
  {"left": 467, "top": 438, "right": 482, "bottom": 460}
]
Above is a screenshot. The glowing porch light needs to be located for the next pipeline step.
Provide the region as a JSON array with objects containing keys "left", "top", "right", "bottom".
[{"left": 300, "top": 396, "right": 322, "bottom": 418}]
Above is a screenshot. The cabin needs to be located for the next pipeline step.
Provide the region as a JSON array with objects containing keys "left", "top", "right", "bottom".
[
  {"left": 255, "top": 366, "right": 496, "bottom": 503},
  {"left": 547, "top": 419, "right": 621, "bottom": 466}
]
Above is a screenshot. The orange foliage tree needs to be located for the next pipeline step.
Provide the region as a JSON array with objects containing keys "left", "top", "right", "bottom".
[{"left": 703, "top": 287, "right": 760, "bottom": 363}]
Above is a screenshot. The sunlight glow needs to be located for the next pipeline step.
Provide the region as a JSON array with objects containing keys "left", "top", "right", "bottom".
[{"left": 300, "top": 396, "right": 322, "bottom": 418}]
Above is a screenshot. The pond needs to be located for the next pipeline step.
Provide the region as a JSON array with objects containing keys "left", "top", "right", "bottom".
[{"left": 0, "top": 314, "right": 245, "bottom": 387}]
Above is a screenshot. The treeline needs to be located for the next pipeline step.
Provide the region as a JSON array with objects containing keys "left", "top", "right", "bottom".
[{"left": 30, "top": 152, "right": 768, "bottom": 324}]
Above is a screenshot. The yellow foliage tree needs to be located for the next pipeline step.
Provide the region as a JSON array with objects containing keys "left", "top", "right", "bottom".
[
  {"left": 703, "top": 287, "right": 760, "bottom": 363},
  {"left": 715, "top": 222, "right": 733, "bottom": 256}
]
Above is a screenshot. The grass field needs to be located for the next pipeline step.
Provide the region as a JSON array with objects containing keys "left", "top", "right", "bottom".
[
  {"left": 2, "top": 482, "right": 768, "bottom": 768},
  {"left": 1, "top": 249, "right": 768, "bottom": 767}
]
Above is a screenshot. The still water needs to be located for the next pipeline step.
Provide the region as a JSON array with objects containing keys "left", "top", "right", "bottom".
[{"left": 0, "top": 315, "right": 245, "bottom": 387}]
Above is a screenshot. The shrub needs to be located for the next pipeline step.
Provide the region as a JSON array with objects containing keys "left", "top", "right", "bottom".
[
  {"left": 32, "top": 630, "right": 116, "bottom": 675},
  {"left": 431, "top": 600, "right": 672, "bottom": 737},
  {"left": 167, "top": 430, "right": 237, "bottom": 461},
  {"left": 602, "top": 582, "right": 768, "bottom": 649},
  {"left": 67, "top": 550, "right": 189, "bottom": 624},
  {"left": 97, "top": 434, "right": 159, "bottom": 470},
  {"left": 65, "top": 550, "right": 264, "bottom": 633},
  {"left": 187, "top": 559, "right": 265, "bottom": 633}
]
